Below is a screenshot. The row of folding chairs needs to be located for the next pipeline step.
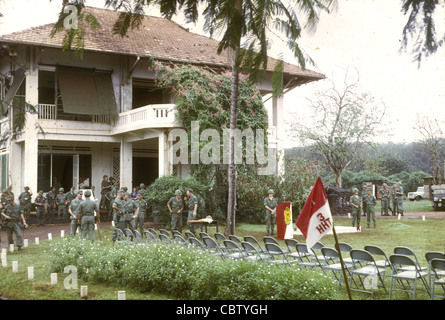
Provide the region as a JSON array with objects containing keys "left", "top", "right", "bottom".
[{"left": 115, "top": 228, "right": 445, "bottom": 299}]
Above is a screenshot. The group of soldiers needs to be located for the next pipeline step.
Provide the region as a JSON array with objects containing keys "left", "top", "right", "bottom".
[{"left": 350, "top": 182, "right": 404, "bottom": 231}]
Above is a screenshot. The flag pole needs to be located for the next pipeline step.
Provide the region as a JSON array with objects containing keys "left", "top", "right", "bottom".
[{"left": 332, "top": 224, "right": 352, "bottom": 300}]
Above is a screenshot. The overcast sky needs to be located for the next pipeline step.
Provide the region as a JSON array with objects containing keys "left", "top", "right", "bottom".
[{"left": 1, "top": 0, "right": 444, "bottom": 147}]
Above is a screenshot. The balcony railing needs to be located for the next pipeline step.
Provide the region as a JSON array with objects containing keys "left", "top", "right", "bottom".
[{"left": 37, "top": 104, "right": 110, "bottom": 123}]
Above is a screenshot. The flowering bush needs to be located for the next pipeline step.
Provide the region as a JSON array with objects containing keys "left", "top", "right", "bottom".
[{"left": 50, "top": 238, "right": 337, "bottom": 300}]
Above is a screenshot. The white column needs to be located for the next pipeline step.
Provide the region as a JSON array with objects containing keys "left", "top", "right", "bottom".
[
  {"left": 120, "top": 134, "right": 132, "bottom": 189},
  {"left": 158, "top": 131, "right": 169, "bottom": 177},
  {"left": 271, "top": 95, "right": 284, "bottom": 174}
]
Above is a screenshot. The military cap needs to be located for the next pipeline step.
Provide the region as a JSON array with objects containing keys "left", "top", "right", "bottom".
[
  {"left": 59, "top": 187, "right": 64, "bottom": 192},
  {"left": 117, "top": 189, "right": 124, "bottom": 193},
  {"left": 7, "top": 186, "right": 12, "bottom": 190},
  {"left": 383, "top": 183, "right": 388, "bottom": 187},
  {"left": 24, "top": 186, "right": 29, "bottom": 189},
  {"left": 397, "top": 181, "right": 402, "bottom": 185},
  {"left": 7, "top": 195, "right": 14, "bottom": 201},
  {"left": 175, "top": 189, "right": 182, "bottom": 196},
  {"left": 76, "top": 190, "right": 83, "bottom": 195},
  {"left": 84, "top": 190, "right": 91, "bottom": 197},
  {"left": 137, "top": 192, "right": 143, "bottom": 196},
  {"left": 268, "top": 189, "right": 274, "bottom": 194},
  {"left": 352, "top": 188, "right": 358, "bottom": 193},
  {"left": 140, "top": 183, "right": 146, "bottom": 188},
  {"left": 38, "top": 190, "right": 43, "bottom": 195}
]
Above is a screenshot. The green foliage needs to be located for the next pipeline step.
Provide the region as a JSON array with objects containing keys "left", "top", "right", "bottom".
[
  {"left": 236, "top": 155, "right": 320, "bottom": 222},
  {"left": 49, "top": 238, "right": 337, "bottom": 300},
  {"left": 144, "top": 175, "right": 225, "bottom": 223}
]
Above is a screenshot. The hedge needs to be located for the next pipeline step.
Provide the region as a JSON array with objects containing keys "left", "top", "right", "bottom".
[{"left": 49, "top": 238, "right": 338, "bottom": 300}]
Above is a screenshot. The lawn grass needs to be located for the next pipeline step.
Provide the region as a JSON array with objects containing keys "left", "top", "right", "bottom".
[{"left": 0, "top": 213, "right": 444, "bottom": 301}]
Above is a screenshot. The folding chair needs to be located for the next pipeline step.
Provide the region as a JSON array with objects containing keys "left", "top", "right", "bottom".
[
  {"left": 159, "top": 228, "right": 171, "bottom": 238},
  {"left": 263, "top": 236, "right": 289, "bottom": 254},
  {"left": 199, "top": 231, "right": 210, "bottom": 241},
  {"left": 294, "top": 243, "right": 320, "bottom": 270},
  {"left": 264, "top": 243, "right": 296, "bottom": 266},
  {"left": 148, "top": 228, "right": 158, "bottom": 236},
  {"left": 228, "top": 235, "right": 242, "bottom": 244},
  {"left": 310, "top": 241, "right": 327, "bottom": 265},
  {"left": 364, "top": 245, "right": 392, "bottom": 274},
  {"left": 124, "top": 228, "right": 135, "bottom": 243},
  {"left": 284, "top": 239, "right": 300, "bottom": 262},
  {"left": 336, "top": 242, "right": 355, "bottom": 266},
  {"left": 202, "top": 236, "right": 227, "bottom": 259},
  {"left": 189, "top": 237, "right": 206, "bottom": 252},
  {"left": 425, "top": 251, "right": 445, "bottom": 288},
  {"left": 244, "top": 236, "right": 265, "bottom": 254},
  {"left": 173, "top": 233, "right": 188, "bottom": 246},
  {"left": 114, "top": 228, "right": 126, "bottom": 244},
  {"left": 184, "top": 231, "right": 196, "bottom": 241},
  {"left": 430, "top": 258, "right": 445, "bottom": 300},
  {"left": 393, "top": 246, "right": 427, "bottom": 272},
  {"left": 223, "top": 240, "right": 244, "bottom": 260},
  {"left": 159, "top": 233, "right": 171, "bottom": 243},
  {"left": 144, "top": 230, "right": 158, "bottom": 243},
  {"left": 241, "top": 241, "right": 270, "bottom": 263},
  {"left": 389, "top": 254, "right": 431, "bottom": 300},
  {"left": 214, "top": 232, "right": 227, "bottom": 246},
  {"left": 132, "top": 229, "right": 144, "bottom": 244},
  {"left": 349, "top": 249, "right": 387, "bottom": 298},
  {"left": 321, "top": 247, "right": 354, "bottom": 291}
]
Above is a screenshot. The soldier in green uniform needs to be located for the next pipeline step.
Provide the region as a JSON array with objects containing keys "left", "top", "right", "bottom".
[
  {"left": 264, "top": 189, "right": 278, "bottom": 236},
  {"left": 34, "top": 191, "right": 46, "bottom": 227},
  {"left": 46, "top": 187, "right": 56, "bottom": 224},
  {"left": 379, "top": 183, "right": 390, "bottom": 216},
  {"left": 108, "top": 183, "right": 119, "bottom": 221},
  {"left": 134, "top": 192, "right": 148, "bottom": 234},
  {"left": 365, "top": 188, "right": 377, "bottom": 229},
  {"left": 360, "top": 184, "right": 368, "bottom": 217},
  {"left": 168, "top": 190, "right": 184, "bottom": 233},
  {"left": 68, "top": 191, "right": 83, "bottom": 236},
  {"left": 138, "top": 183, "right": 147, "bottom": 197},
  {"left": 1, "top": 196, "right": 28, "bottom": 251},
  {"left": 6, "top": 186, "right": 14, "bottom": 200},
  {"left": 56, "top": 188, "right": 69, "bottom": 223},
  {"left": 79, "top": 190, "right": 98, "bottom": 241},
  {"left": 18, "top": 186, "right": 33, "bottom": 224},
  {"left": 186, "top": 189, "right": 198, "bottom": 235},
  {"left": 122, "top": 192, "right": 136, "bottom": 232},
  {"left": 396, "top": 182, "right": 404, "bottom": 216},
  {"left": 391, "top": 184, "right": 398, "bottom": 216},
  {"left": 350, "top": 188, "right": 361, "bottom": 230},
  {"left": 112, "top": 189, "right": 125, "bottom": 242}
]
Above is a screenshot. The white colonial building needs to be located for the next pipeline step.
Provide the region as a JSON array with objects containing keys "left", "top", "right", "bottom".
[{"left": 0, "top": 6, "right": 324, "bottom": 197}]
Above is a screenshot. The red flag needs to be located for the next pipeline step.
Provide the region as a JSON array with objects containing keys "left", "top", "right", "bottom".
[{"left": 296, "top": 177, "right": 333, "bottom": 249}]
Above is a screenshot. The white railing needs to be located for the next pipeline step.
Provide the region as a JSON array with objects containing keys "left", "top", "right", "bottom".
[
  {"left": 112, "top": 104, "right": 177, "bottom": 134},
  {"left": 38, "top": 104, "right": 57, "bottom": 120}
]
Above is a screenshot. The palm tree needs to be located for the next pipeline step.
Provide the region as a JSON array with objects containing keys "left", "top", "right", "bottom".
[{"left": 52, "top": 0, "right": 335, "bottom": 235}]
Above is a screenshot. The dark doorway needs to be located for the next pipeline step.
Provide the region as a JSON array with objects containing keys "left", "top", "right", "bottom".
[
  {"left": 132, "top": 157, "right": 158, "bottom": 188},
  {"left": 52, "top": 154, "right": 73, "bottom": 191}
]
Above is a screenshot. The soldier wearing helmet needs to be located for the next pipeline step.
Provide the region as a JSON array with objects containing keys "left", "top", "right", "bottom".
[
  {"left": 350, "top": 187, "right": 361, "bottom": 230},
  {"left": 264, "top": 189, "right": 277, "bottom": 236},
  {"left": 168, "top": 190, "right": 184, "bottom": 233},
  {"left": 56, "top": 187, "right": 69, "bottom": 223}
]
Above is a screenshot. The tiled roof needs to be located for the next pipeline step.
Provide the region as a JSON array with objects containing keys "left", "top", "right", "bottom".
[{"left": 0, "top": 6, "right": 324, "bottom": 80}]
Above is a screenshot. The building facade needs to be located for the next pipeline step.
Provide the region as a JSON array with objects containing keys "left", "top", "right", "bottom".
[{"left": 0, "top": 6, "right": 324, "bottom": 197}]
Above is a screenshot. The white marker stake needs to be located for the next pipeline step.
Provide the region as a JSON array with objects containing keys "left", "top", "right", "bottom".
[
  {"left": 51, "top": 273, "right": 57, "bottom": 285},
  {"left": 111, "top": 221, "right": 115, "bottom": 227},
  {"left": 48, "top": 233, "right": 52, "bottom": 241},
  {"left": 9, "top": 244, "right": 14, "bottom": 253},
  {"left": 422, "top": 215, "right": 425, "bottom": 221},
  {"left": 35, "top": 237, "right": 40, "bottom": 245},
  {"left": 28, "top": 266, "right": 34, "bottom": 280},
  {"left": 347, "top": 213, "right": 351, "bottom": 219},
  {"left": 61, "top": 230, "right": 65, "bottom": 237},
  {"left": 12, "top": 260, "right": 18, "bottom": 273},
  {"left": 80, "top": 285, "right": 88, "bottom": 297},
  {"left": 398, "top": 214, "right": 401, "bottom": 220},
  {"left": 118, "top": 291, "right": 126, "bottom": 300},
  {"left": 1, "top": 258, "right": 6, "bottom": 268},
  {"left": 24, "top": 239, "right": 29, "bottom": 248}
]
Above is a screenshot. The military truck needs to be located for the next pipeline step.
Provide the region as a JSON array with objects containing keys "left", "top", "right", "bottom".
[{"left": 431, "top": 184, "right": 445, "bottom": 211}]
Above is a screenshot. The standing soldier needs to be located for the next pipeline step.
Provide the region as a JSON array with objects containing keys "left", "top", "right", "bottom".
[
  {"left": 264, "top": 189, "right": 278, "bottom": 236},
  {"left": 138, "top": 183, "right": 147, "bottom": 197},
  {"left": 79, "top": 190, "right": 98, "bottom": 241},
  {"left": 18, "top": 186, "right": 33, "bottom": 225},
  {"left": 68, "top": 191, "right": 83, "bottom": 236},
  {"left": 6, "top": 185, "right": 14, "bottom": 199},
  {"left": 66, "top": 187, "right": 76, "bottom": 207},
  {"left": 122, "top": 192, "right": 136, "bottom": 232},
  {"left": 365, "top": 188, "right": 377, "bottom": 229},
  {"left": 379, "top": 183, "right": 390, "bottom": 216},
  {"left": 134, "top": 192, "right": 148, "bottom": 234},
  {"left": 34, "top": 191, "right": 46, "bottom": 227},
  {"left": 46, "top": 187, "right": 56, "bottom": 224},
  {"left": 108, "top": 183, "right": 119, "bottom": 221},
  {"left": 56, "top": 188, "right": 69, "bottom": 223},
  {"left": 168, "top": 190, "right": 184, "bottom": 233},
  {"left": 396, "top": 181, "right": 404, "bottom": 216},
  {"left": 186, "top": 189, "right": 198, "bottom": 236},
  {"left": 1, "top": 195, "right": 28, "bottom": 251},
  {"left": 112, "top": 189, "right": 125, "bottom": 243},
  {"left": 360, "top": 184, "right": 368, "bottom": 217},
  {"left": 391, "top": 184, "right": 398, "bottom": 216},
  {"left": 350, "top": 188, "right": 361, "bottom": 230},
  {"left": 100, "top": 175, "right": 112, "bottom": 210}
]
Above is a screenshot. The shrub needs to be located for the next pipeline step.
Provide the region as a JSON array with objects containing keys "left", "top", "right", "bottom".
[{"left": 49, "top": 239, "right": 337, "bottom": 300}]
